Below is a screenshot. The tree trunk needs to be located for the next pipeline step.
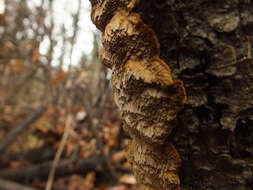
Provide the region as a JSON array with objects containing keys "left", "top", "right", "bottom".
[
  {"left": 135, "top": 0, "right": 253, "bottom": 190},
  {"left": 90, "top": 0, "right": 253, "bottom": 189}
]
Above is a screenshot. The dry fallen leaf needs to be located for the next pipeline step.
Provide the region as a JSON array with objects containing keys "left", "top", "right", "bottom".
[
  {"left": 50, "top": 69, "right": 70, "bottom": 87},
  {"left": 32, "top": 49, "right": 40, "bottom": 62},
  {"left": 119, "top": 174, "right": 136, "bottom": 185},
  {"left": 10, "top": 59, "right": 25, "bottom": 72},
  {"left": 122, "top": 161, "right": 132, "bottom": 169},
  {"left": 10, "top": 161, "right": 24, "bottom": 170},
  {"left": 65, "top": 139, "right": 77, "bottom": 156},
  {"left": 109, "top": 185, "right": 127, "bottom": 190},
  {"left": 82, "top": 172, "right": 95, "bottom": 190},
  {"left": 112, "top": 150, "right": 126, "bottom": 163},
  {"left": 3, "top": 41, "right": 15, "bottom": 54},
  {"left": 35, "top": 125, "right": 50, "bottom": 134},
  {"left": 56, "top": 125, "right": 64, "bottom": 135}
]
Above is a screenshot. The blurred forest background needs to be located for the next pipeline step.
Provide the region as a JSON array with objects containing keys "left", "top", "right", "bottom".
[{"left": 0, "top": 0, "right": 139, "bottom": 189}]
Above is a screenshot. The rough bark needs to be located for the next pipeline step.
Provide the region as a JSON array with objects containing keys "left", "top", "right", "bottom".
[{"left": 134, "top": 0, "right": 253, "bottom": 190}]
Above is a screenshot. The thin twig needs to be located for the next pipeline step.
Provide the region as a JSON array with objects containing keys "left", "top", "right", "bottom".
[{"left": 45, "top": 114, "right": 73, "bottom": 190}]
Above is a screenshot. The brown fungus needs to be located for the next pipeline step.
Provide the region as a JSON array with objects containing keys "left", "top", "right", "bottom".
[{"left": 89, "top": 0, "right": 187, "bottom": 189}]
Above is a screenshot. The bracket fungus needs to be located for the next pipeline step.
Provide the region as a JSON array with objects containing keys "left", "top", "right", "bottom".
[{"left": 89, "top": 0, "right": 187, "bottom": 189}]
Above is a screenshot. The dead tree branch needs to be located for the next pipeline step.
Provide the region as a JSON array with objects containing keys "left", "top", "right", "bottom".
[
  {"left": 0, "top": 106, "right": 47, "bottom": 154},
  {"left": 0, "top": 156, "right": 105, "bottom": 182},
  {"left": 0, "top": 178, "right": 38, "bottom": 190}
]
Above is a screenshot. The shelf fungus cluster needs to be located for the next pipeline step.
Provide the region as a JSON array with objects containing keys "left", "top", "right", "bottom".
[{"left": 89, "top": 0, "right": 186, "bottom": 189}]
